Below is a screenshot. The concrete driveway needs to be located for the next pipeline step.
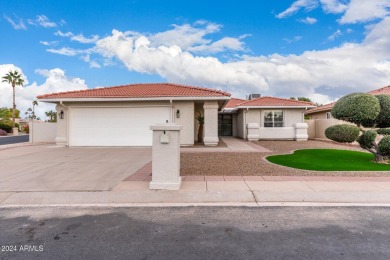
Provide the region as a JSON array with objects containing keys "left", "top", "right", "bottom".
[{"left": 0, "top": 145, "right": 151, "bottom": 192}]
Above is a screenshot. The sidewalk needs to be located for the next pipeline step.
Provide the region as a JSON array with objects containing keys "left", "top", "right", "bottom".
[{"left": 1, "top": 177, "right": 390, "bottom": 207}]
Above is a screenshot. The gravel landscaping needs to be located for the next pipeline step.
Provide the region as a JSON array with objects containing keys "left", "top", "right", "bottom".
[{"left": 180, "top": 139, "right": 390, "bottom": 177}]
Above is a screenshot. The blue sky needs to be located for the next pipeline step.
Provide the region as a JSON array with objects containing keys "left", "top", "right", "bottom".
[{"left": 1, "top": 0, "right": 390, "bottom": 118}]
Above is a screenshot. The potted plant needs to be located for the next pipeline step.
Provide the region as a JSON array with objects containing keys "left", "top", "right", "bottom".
[{"left": 195, "top": 112, "right": 204, "bottom": 143}]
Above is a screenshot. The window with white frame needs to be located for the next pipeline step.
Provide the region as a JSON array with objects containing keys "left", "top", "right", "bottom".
[{"left": 264, "top": 110, "right": 284, "bottom": 127}]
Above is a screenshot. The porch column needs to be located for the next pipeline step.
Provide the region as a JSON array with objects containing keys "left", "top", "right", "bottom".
[
  {"left": 55, "top": 104, "right": 68, "bottom": 146},
  {"left": 203, "top": 101, "right": 219, "bottom": 146}
]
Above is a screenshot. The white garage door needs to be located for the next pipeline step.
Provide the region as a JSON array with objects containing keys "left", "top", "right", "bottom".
[{"left": 69, "top": 107, "right": 171, "bottom": 146}]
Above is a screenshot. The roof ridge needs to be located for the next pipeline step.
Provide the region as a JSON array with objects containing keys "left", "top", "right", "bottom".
[{"left": 37, "top": 82, "right": 231, "bottom": 99}]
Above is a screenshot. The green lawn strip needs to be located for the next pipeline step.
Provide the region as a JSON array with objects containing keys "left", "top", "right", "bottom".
[{"left": 266, "top": 149, "right": 390, "bottom": 171}]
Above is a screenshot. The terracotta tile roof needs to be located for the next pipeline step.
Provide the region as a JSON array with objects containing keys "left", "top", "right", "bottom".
[
  {"left": 37, "top": 83, "right": 231, "bottom": 99},
  {"left": 236, "top": 96, "right": 316, "bottom": 108},
  {"left": 222, "top": 98, "right": 246, "bottom": 109},
  {"left": 368, "top": 85, "right": 390, "bottom": 95},
  {"left": 304, "top": 102, "right": 335, "bottom": 115}
]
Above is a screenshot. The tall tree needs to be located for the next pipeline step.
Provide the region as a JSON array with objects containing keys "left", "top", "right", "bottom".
[
  {"left": 32, "top": 100, "right": 38, "bottom": 119},
  {"left": 2, "top": 70, "right": 24, "bottom": 128}
]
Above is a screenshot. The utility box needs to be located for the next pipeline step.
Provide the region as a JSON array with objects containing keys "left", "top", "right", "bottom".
[{"left": 149, "top": 123, "right": 182, "bottom": 190}]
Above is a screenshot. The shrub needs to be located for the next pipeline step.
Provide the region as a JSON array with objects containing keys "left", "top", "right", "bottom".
[
  {"left": 23, "top": 124, "right": 29, "bottom": 134},
  {"left": 375, "top": 95, "right": 390, "bottom": 128},
  {"left": 0, "top": 121, "right": 12, "bottom": 133},
  {"left": 331, "top": 93, "right": 380, "bottom": 127},
  {"left": 378, "top": 136, "right": 390, "bottom": 156},
  {"left": 325, "top": 124, "right": 360, "bottom": 143},
  {"left": 0, "top": 129, "right": 7, "bottom": 136},
  {"left": 357, "top": 130, "right": 377, "bottom": 149},
  {"left": 377, "top": 128, "right": 390, "bottom": 135}
]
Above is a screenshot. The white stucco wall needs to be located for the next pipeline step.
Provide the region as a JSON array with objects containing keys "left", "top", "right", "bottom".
[
  {"left": 29, "top": 122, "right": 57, "bottom": 143},
  {"left": 258, "top": 127, "right": 295, "bottom": 139},
  {"left": 172, "top": 101, "right": 194, "bottom": 146},
  {"left": 236, "top": 110, "right": 245, "bottom": 139},
  {"left": 237, "top": 108, "right": 307, "bottom": 140},
  {"left": 232, "top": 113, "right": 238, "bottom": 137}
]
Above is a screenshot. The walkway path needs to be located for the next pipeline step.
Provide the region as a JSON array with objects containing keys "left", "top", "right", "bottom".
[{"left": 181, "top": 137, "right": 270, "bottom": 153}]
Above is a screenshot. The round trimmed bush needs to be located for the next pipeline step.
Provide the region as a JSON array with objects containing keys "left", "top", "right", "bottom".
[
  {"left": 377, "top": 128, "right": 390, "bottom": 135},
  {"left": 331, "top": 93, "right": 380, "bottom": 127},
  {"left": 375, "top": 95, "right": 390, "bottom": 128},
  {"left": 0, "top": 129, "right": 7, "bottom": 136},
  {"left": 378, "top": 136, "right": 390, "bottom": 156},
  {"left": 0, "top": 121, "right": 12, "bottom": 133},
  {"left": 357, "top": 130, "right": 377, "bottom": 149},
  {"left": 325, "top": 124, "right": 360, "bottom": 143}
]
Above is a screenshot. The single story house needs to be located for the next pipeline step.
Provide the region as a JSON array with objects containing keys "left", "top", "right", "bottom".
[
  {"left": 37, "top": 83, "right": 230, "bottom": 147},
  {"left": 305, "top": 85, "right": 390, "bottom": 119},
  {"left": 37, "top": 83, "right": 315, "bottom": 146},
  {"left": 219, "top": 96, "right": 316, "bottom": 141}
]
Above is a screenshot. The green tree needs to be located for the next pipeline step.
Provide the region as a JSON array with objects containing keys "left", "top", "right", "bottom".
[
  {"left": 290, "top": 97, "right": 312, "bottom": 102},
  {"left": 32, "top": 100, "right": 38, "bottom": 119},
  {"left": 2, "top": 70, "right": 24, "bottom": 128},
  {"left": 45, "top": 110, "right": 57, "bottom": 122},
  {"left": 326, "top": 93, "right": 390, "bottom": 162},
  {"left": 0, "top": 107, "right": 20, "bottom": 119}
]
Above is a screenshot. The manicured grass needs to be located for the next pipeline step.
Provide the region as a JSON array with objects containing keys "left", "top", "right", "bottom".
[{"left": 266, "top": 149, "right": 390, "bottom": 171}]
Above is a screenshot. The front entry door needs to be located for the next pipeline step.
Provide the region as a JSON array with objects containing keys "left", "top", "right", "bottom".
[{"left": 218, "top": 114, "right": 232, "bottom": 136}]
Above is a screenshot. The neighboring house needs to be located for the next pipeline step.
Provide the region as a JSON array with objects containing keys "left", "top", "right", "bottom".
[
  {"left": 305, "top": 85, "right": 390, "bottom": 119},
  {"left": 37, "top": 83, "right": 230, "bottom": 147},
  {"left": 304, "top": 102, "right": 335, "bottom": 120},
  {"left": 220, "top": 96, "right": 316, "bottom": 140}
]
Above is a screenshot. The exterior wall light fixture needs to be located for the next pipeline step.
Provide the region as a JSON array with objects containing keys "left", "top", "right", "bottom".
[
  {"left": 59, "top": 110, "right": 64, "bottom": 119},
  {"left": 176, "top": 109, "right": 180, "bottom": 118}
]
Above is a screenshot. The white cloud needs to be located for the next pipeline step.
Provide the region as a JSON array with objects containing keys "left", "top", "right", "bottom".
[
  {"left": 151, "top": 22, "right": 219, "bottom": 50},
  {"left": 39, "top": 41, "right": 59, "bottom": 46},
  {"left": 47, "top": 47, "right": 79, "bottom": 56},
  {"left": 3, "top": 15, "right": 27, "bottom": 30},
  {"left": 35, "top": 15, "right": 57, "bottom": 28},
  {"left": 71, "top": 34, "right": 100, "bottom": 44},
  {"left": 320, "top": 0, "right": 348, "bottom": 14},
  {"left": 298, "top": 17, "right": 318, "bottom": 24},
  {"left": 283, "top": 36, "right": 303, "bottom": 44},
  {"left": 276, "top": 0, "right": 318, "bottom": 18},
  {"left": 55, "top": 30, "right": 74, "bottom": 37},
  {"left": 44, "top": 18, "right": 390, "bottom": 104},
  {"left": 328, "top": 29, "right": 342, "bottom": 41},
  {"left": 340, "top": 0, "right": 390, "bottom": 24},
  {"left": 90, "top": 18, "right": 390, "bottom": 103},
  {"left": 0, "top": 65, "right": 88, "bottom": 120},
  {"left": 188, "top": 37, "right": 246, "bottom": 53}
]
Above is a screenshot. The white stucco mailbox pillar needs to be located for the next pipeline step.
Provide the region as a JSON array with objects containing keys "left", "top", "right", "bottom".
[
  {"left": 149, "top": 123, "right": 182, "bottom": 190},
  {"left": 295, "top": 123, "right": 309, "bottom": 141},
  {"left": 247, "top": 123, "right": 260, "bottom": 141}
]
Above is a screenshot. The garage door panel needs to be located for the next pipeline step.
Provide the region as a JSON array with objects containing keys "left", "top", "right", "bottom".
[{"left": 70, "top": 107, "right": 171, "bottom": 146}]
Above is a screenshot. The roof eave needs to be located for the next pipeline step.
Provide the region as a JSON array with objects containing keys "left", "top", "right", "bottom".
[
  {"left": 237, "top": 105, "right": 317, "bottom": 109},
  {"left": 38, "top": 96, "right": 231, "bottom": 103}
]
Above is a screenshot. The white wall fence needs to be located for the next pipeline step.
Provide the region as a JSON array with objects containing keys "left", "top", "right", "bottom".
[
  {"left": 29, "top": 122, "right": 57, "bottom": 143},
  {"left": 305, "top": 119, "right": 345, "bottom": 140},
  {"left": 247, "top": 123, "right": 309, "bottom": 141}
]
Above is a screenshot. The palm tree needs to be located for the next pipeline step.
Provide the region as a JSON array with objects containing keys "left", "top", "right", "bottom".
[
  {"left": 2, "top": 70, "right": 25, "bottom": 128},
  {"left": 32, "top": 100, "right": 38, "bottom": 119}
]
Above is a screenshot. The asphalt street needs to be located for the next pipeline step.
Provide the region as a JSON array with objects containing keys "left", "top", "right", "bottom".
[
  {"left": 0, "top": 135, "right": 29, "bottom": 146},
  {"left": 0, "top": 207, "right": 389, "bottom": 259}
]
